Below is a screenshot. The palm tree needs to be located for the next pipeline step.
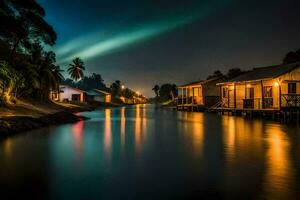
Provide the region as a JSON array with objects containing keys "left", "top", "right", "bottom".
[
  {"left": 152, "top": 85, "right": 160, "bottom": 97},
  {"left": 68, "top": 57, "right": 85, "bottom": 81}
]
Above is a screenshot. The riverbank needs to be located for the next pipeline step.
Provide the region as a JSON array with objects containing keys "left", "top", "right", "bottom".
[{"left": 0, "top": 99, "right": 94, "bottom": 136}]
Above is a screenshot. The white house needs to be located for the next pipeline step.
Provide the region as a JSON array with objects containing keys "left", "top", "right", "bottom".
[{"left": 52, "top": 85, "right": 86, "bottom": 103}]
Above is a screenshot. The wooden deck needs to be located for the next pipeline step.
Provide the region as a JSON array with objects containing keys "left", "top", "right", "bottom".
[
  {"left": 209, "top": 106, "right": 300, "bottom": 123},
  {"left": 176, "top": 104, "right": 205, "bottom": 112}
]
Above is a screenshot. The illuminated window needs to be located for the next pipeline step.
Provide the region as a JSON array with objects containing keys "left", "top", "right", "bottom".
[
  {"left": 246, "top": 88, "right": 254, "bottom": 99},
  {"left": 193, "top": 87, "right": 201, "bottom": 96},
  {"left": 263, "top": 86, "right": 273, "bottom": 98},
  {"left": 288, "top": 83, "right": 296, "bottom": 94}
]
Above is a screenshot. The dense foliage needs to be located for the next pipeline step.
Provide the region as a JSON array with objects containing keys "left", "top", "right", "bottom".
[
  {"left": 0, "top": 0, "right": 60, "bottom": 103},
  {"left": 151, "top": 83, "right": 177, "bottom": 102},
  {"left": 62, "top": 73, "right": 107, "bottom": 91},
  {"left": 283, "top": 49, "right": 300, "bottom": 64}
]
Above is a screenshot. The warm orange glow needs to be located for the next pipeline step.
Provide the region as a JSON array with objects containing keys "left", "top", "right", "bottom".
[
  {"left": 135, "top": 105, "right": 141, "bottom": 153},
  {"left": 191, "top": 113, "right": 204, "bottom": 157},
  {"left": 104, "top": 109, "right": 112, "bottom": 157},
  {"left": 120, "top": 107, "right": 126, "bottom": 147},
  {"left": 4, "top": 138, "right": 13, "bottom": 158},
  {"left": 262, "top": 124, "right": 294, "bottom": 199},
  {"left": 274, "top": 81, "right": 279, "bottom": 87},
  {"left": 105, "top": 94, "right": 111, "bottom": 103},
  {"left": 223, "top": 116, "right": 236, "bottom": 162},
  {"left": 142, "top": 104, "right": 147, "bottom": 133}
]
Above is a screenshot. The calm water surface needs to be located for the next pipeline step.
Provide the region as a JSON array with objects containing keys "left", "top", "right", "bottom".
[{"left": 1, "top": 105, "right": 300, "bottom": 199}]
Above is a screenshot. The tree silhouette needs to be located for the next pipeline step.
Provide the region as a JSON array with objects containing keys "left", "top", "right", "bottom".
[
  {"left": 226, "top": 68, "right": 244, "bottom": 79},
  {"left": 68, "top": 57, "right": 85, "bottom": 81},
  {"left": 283, "top": 49, "right": 300, "bottom": 64},
  {"left": 159, "top": 84, "right": 177, "bottom": 101},
  {"left": 152, "top": 85, "right": 160, "bottom": 97},
  {"left": 207, "top": 70, "right": 224, "bottom": 80}
]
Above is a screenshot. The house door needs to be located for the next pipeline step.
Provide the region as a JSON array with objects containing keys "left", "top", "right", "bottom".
[
  {"left": 72, "top": 94, "right": 80, "bottom": 102},
  {"left": 244, "top": 88, "right": 255, "bottom": 109},
  {"left": 263, "top": 86, "right": 273, "bottom": 108},
  {"left": 228, "top": 90, "right": 235, "bottom": 108}
]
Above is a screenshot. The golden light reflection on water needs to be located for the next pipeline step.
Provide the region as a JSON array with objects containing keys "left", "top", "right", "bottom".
[
  {"left": 221, "top": 116, "right": 295, "bottom": 198},
  {"left": 135, "top": 105, "right": 141, "bottom": 153},
  {"left": 104, "top": 109, "right": 112, "bottom": 158},
  {"left": 120, "top": 107, "right": 126, "bottom": 147},
  {"left": 262, "top": 124, "right": 295, "bottom": 199},
  {"left": 177, "top": 112, "right": 204, "bottom": 157},
  {"left": 3, "top": 138, "right": 13, "bottom": 158},
  {"left": 223, "top": 116, "right": 236, "bottom": 162},
  {"left": 142, "top": 104, "right": 147, "bottom": 141},
  {"left": 222, "top": 117, "right": 265, "bottom": 164},
  {"left": 191, "top": 113, "right": 204, "bottom": 157}
]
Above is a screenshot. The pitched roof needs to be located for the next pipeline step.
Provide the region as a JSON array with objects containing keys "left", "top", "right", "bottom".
[
  {"left": 86, "top": 89, "right": 110, "bottom": 96},
  {"left": 59, "top": 84, "right": 86, "bottom": 93},
  {"left": 94, "top": 89, "right": 110, "bottom": 95},
  {"left": 177, "top": 77, "right": 225, "bottom": 88},
  {"left": 221, "top": 62, "right": 300, "bottom": 84}
]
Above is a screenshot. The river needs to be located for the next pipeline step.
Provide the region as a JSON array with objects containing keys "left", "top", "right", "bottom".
[{"left": 0, "top": 104, "right": 300, "bottom": 199}]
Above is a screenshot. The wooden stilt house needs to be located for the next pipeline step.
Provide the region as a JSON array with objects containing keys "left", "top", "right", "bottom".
[{"left": 216, "top": 62, "right": 300, "bottom": 112}]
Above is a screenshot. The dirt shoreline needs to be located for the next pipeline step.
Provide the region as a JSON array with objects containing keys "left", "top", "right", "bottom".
[{"left": 0, "top": 106, "right": 94, "bottom": 137}]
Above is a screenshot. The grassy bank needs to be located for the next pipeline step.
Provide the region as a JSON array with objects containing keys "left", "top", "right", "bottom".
[{"left": 0, "top": 99, "right": 94, "bottom": 136}]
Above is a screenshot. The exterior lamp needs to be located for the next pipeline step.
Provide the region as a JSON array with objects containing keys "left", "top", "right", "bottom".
[
  {"left": 274, "top": 81, "right": 279, "bottom": 87},
  {"left": 121, "top": 85, "right": 125, "bottom": 90}
]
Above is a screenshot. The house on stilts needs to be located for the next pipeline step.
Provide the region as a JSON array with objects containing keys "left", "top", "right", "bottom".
[
  {"left": 176, "top": 77, "right": 225, "bottom": 111},
  {"left": 214, "top": 62, "right": 300, "bottom": 117}
]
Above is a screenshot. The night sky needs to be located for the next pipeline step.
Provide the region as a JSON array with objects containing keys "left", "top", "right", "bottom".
[{"left": 39, "top": 0, "right": 300, "bottom": 96}]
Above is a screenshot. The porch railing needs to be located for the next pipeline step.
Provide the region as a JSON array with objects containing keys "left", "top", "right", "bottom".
[
  {"left": 243, "top": 98, "right": 262, "bottom": 109},
  {"left": 243, "top": 99, "right": 254, "bottom": 109},
  {"left": 263, "top": 97, "right": 273, "bottom": 109},
  {"left": 177, "top": 97, "right": 194, "bottom": 105},
  {"left": 281, "top": 94, "right": 300, "bottom": 108}
]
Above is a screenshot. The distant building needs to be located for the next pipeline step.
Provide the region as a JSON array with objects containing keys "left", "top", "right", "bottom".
[
  {"left": 217, "top": 62, "right": 300, "bottom": 111},
  {"left": 120, "top": 95, "right": 147, "bottom": 104},
  {"left": 86, "top": 89, "right": 111, "bottom": 103},
  {"left": 177, "top": 77, "right": 225, "bottom": 111},
  {"left": 51, "top": 85, "right": 86, "bottom": 103}
]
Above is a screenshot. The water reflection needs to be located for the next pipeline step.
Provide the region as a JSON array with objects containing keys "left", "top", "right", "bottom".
[
  {"left": 262, "top": 124, "right": 296, "bottom": 199},
  {"left": 135, "top": 105, "right": 142, "bottom": 153},
  {"left": 191, "top": 113, "right": 204, "bottom": 157},
  {"left": 72, "top": 121, "right": 84, "bottom": 159},
  {"left": 3, "top": 138, "right": 13, "bottom": 159},
  {"left": 120, "top": 107, "right": 126, "bottom": 147},
  {"left": 0, "top": 105, "right": 299, "bottom": 199},
  {"left": 104, "top": 108, "right": 112, "bottom": 158},
  {"left": 177, "top": 112, "right": 204, "bottom": 157},
  {"left": 142, "top": 104, "right": 147, "bottom": 142}
]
